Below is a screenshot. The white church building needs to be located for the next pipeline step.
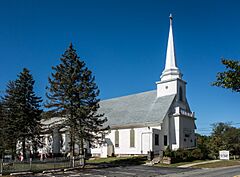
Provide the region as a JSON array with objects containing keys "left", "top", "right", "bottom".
[
  {"left": 40, "top": 15, "right": 196, "bottom": 158},
  {"left": 91, "top": 15, "right": 196, "bottom": 157}
]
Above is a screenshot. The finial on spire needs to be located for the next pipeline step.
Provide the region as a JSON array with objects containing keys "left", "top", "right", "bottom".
[
  {"left": 169, "top": 13, "right": 173, "bottom": 25},
  {"left": 69, "top": 42, "right": 73, "bottom": 48}
]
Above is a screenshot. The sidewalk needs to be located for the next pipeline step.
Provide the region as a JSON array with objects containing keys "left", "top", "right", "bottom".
[{"left": 178, "top": 160, "right": 220, "bottom": 168}]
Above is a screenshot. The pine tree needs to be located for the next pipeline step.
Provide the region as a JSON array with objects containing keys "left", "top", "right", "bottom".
[
  {"left": 46, "top": 43, "right": 107, "bottom": 161},
  {"left": 0, "top": 99, "right": 4, "bottom": 157},
  {"left": 3, "top": 69, "right": 42, "bottom": 159},
  {"left": 1, "top": 81, "right": 19, "bottom": 158}
]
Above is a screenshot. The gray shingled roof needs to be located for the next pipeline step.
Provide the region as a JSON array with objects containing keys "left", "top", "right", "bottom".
[{"left": 99, "top": 90, "right": 176, "bottom": 128}]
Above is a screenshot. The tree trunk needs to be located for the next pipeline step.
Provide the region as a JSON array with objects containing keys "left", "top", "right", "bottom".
[
  {"left": 33, "top": 141, "right": 38, "bottom": 158},
  {"left": 79, "top": 138, "right": 84, "bottom": 155},
  {"left": 69, "top": 129, "right": 76, "bottom": 168},
  {"left": 69, "top": 112, "right": 75, "bottom": 158},
  {"left": 22, "top": 138, "right": 26, "bottom": 160},
  {"left": 70, "top": 128, "right": 75, "bottom": 158},
  {"left": 11, "top": 144, "right": 15, "bottom": 160},
  {"left": 79, "top": 137, "right": 85, "bottom": 167},
  {"left": 72, "top": 139, "right": 75, "bottom": 157}
]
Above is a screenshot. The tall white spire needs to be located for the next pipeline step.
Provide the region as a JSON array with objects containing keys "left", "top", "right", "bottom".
[{"left": 160, "top": 14, "right": 182, "bottom": 81}]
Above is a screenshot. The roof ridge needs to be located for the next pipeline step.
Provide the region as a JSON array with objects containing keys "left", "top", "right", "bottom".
[{"left": 100, "top": 90, "right": 156, "bottom": 102}]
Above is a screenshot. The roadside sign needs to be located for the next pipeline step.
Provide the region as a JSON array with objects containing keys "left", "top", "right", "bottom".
[{"left": 219, "top": 150, "right": 229, "bottom": 160}]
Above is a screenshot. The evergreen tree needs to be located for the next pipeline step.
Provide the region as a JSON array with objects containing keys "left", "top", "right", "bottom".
[
  {"left": 46, "top": 43, "right": 107, "bottom": 160},
  {"left": 1, "top": 81, "right": 19, "bottom": 158},
  {"left": 0, "top": 100, "right": 4, "bottom": 157},
  {"left": 3, "top": 69, "right": 42, "bottom": 159}
]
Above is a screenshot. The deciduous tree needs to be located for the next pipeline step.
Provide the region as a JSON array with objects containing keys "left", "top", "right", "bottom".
[
  {"left": 213, "top": 59, "right": 240, "bottom": 92},
  {"left": 208, "top": 122, "right": 240, "bottom": 158}
]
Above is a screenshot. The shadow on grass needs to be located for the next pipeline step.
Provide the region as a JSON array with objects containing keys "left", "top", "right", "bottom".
[{"left": 87, "top": 156, "right": 147, "bottom": 168}]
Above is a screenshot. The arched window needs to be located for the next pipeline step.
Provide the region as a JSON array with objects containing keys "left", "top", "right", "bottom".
[
  {"left": 115, "top": 130, "right": 119, "bottom": 147},
  {"left": 179, "top": 86, "right": 183, "bottom": 102}
]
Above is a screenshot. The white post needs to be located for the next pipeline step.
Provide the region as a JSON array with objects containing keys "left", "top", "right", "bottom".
[{"left": 29, "top": 158, "right": 32, "bottom": 170}]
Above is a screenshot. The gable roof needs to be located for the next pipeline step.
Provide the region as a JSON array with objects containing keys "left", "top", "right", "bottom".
[{"left": 99, "top": 90, "right": 176, "bottom": 128}]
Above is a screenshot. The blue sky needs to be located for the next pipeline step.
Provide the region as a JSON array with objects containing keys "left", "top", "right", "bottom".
[{"left": 0, "top": 0, "right": 239, "bottom": 135}]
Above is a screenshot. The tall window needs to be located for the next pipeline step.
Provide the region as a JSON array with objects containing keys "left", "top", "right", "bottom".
[
  {"left": 115, "top": 130, "right": 119, "bottom": 147},
  {"left": 130, "top": 129, "right": 135, "bottom": 147},
  {"left": 164, "top": 135, "right": 167, "bottom": 146},
  {"left": 155, "top": 134, "right": 159, "bottom": 146}
]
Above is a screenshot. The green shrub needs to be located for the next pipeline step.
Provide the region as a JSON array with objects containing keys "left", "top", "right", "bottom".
[
  {"left": 163, "top": 147, "right": 208, "bottom": 163},
  {"left": 163, "top": 146, "right": 173, "bottom": 157},
  {"left": 191, "top": 148, "right": 204, "bottom": 160}
]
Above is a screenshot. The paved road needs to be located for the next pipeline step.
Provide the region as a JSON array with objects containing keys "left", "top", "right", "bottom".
[
  {"left": 164, "top": 166, "right": 240, "bottom": 177},
  {"left": 33, "top": 165, "right": 196, "bottom": 177},
  {"left": 31, "top": 165, "right": 240, "bottom": 177}
]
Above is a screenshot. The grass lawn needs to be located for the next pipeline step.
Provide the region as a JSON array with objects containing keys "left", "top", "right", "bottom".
[
  {"left": 154, "top": 160, "right": 205, "bottom": 167},
  {"left": 86, "top": 156, "right": 147, "bottom": 166},
  {"left": 1, "top": 161, "right": 71, "bottom": 175},
  {"left": 86, "top": 157, "right": 129, "bottom": 163},
  {"left": 192, "top": 160, "right": 240, "bottom": 168},
  {"left": 0, "top": 156, "right": 146, "bottom": 176}
]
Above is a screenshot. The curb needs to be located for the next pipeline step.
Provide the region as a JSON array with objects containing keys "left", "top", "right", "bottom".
[
  {"left": 3, "top": 165, "right": 98, "bottom": 176},
  {"left": 42, "top": 167, "right": 81, "bottom": 173},
  {"left": 178, "top": 160, "right": 220, "bottom": 168},
  {"left": 64, "top": 166, "right": 86, "bottom": 171},
  {"left": 42, "top": 169, "right": 63, "bottom": 174},
  {"left": 10, "top": 172, "right": 33, "bottom": 176},
  {"left": 64, "top": 167, "right": 77, "bottom": 171}
]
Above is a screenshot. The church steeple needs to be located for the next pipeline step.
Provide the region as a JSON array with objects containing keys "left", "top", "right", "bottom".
[
  {"left": 156, "top": 14, "right": 186, "bottom": 98},
  {"left": 160, "top": 14, "right": 182, "bottom": 81}
]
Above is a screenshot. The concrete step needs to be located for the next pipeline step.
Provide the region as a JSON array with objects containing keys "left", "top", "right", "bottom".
[{"left": 151, "top": 156, "right": 161, "bottom": 164}]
